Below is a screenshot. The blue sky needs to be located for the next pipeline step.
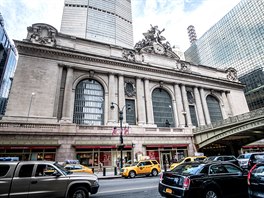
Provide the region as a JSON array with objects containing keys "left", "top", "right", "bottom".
[{"left": 0, "top": 0, "right": 240, "bottom": 51}]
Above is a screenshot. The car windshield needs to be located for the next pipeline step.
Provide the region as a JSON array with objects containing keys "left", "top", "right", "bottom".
[
  {"left": 172, "top": 163, "right": 203, "bottom": 175},
  {"left": 54, "top": 162, "right": 73, "bottom": 175},
  {"left": 237, "top": 154, "right": 251, "bottom": 159},
  {"left": 204, "top": 156, "right": 216, "bottom": 161}
]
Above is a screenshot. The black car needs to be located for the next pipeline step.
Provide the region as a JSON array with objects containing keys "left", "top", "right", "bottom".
[
  {"left": 248, "top": 162, "right": 264, "bottom": 198},
  {"left": 247, "top": 152, "right": 264, "bottom": 170},
  {"left": 159, "top": 161, "right": 248, "bottom": 198},
  {"left": 205, "top": 155, "right": 239, "bottom": 166}
]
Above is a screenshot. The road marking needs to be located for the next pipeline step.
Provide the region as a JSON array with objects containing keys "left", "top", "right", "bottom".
[{"left": 97, "top": 186, "right": 157, "bottom": 194}]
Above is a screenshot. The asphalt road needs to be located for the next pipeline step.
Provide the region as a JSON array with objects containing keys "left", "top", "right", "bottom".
[{"left": 91, "top": 176, "right": 162, "bottom": 198}]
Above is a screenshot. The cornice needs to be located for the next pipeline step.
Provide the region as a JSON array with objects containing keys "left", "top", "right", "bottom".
[{"left": 15, "top": 41, "right": 244, "bottom": 89}]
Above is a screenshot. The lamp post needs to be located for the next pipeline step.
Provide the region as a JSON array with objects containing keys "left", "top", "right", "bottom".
[
  {"left": 110, "top": 102, "right": 130, "bottom": 169},
  {"left": 27, "top": 92, "right": 35, "bottom": 121}
]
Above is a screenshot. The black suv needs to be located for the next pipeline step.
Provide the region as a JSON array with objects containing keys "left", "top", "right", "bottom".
[{"left": 247, "top": 152, "right": 264, "bottom": 170}]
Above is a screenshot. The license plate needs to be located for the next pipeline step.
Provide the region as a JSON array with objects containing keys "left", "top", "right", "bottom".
[{"left": 165, "top": 188, "right": 172, "bottom": 194}]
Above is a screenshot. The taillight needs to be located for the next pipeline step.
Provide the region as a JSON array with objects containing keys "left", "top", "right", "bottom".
[
  {"left": 183, "top": 177, "right": 191, "bottom": 189},
  {"left": 247, "top": 164, "right": 257, "bottom": 185},
  {"left": 160, "top": 173, "right": 163, "bottom": 181}
]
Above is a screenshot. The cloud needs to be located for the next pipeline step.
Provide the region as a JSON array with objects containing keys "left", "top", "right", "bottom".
[{"left": 1, "top": 0, "right": 240, "bottom": 51}]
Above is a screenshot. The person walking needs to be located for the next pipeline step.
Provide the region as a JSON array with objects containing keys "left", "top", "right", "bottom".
[{"left": 97, "top": 161, "right": 103, "bottom": 173}]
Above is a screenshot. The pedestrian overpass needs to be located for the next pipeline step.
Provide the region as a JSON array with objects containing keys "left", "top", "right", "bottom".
[{"left": 193, "top": 107, "right": 264, "bottom": 155}]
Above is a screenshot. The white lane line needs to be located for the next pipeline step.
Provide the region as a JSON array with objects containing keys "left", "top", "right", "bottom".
[{"left": 97, "top": 185, "right": 157, "bottom": 194}]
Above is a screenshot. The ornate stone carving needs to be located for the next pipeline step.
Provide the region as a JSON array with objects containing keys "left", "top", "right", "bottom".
[
  {"left": 122, "top": 50, "right": 135, "bottom": 62},
  {"left": 124, "top": 81, "right": 136, "bottom": 97},
  {"left": 134, "top": 25, "right": 180, "bottom": 60},
  {"left": 226, "top": 67, "right": 238, "bottom": 81},
  {"left": 25, "top": 23, "right": 57, "bottom": 47}
]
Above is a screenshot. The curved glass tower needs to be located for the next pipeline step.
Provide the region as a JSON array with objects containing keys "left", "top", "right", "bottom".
[{"left": 60, "top": 0, "right": 134, "bottom": 49}]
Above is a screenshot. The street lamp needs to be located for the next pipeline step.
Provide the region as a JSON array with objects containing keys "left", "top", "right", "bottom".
[
  {"left": 110, "top": 102, "right": 131, "bottom": 169},
  {"left": 27, "top": 92, "right": 35, "bottom": 121}
]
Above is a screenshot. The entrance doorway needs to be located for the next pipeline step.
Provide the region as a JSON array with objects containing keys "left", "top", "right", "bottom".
[{"left": 161, "top": 152, "right": 171, "bottom": 170}]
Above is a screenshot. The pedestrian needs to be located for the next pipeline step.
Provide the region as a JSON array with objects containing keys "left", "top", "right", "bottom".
[{"left": 97, "top": 161, "right": 103, "bottom": 173}]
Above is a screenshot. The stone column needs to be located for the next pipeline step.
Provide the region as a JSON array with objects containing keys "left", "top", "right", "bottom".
[
  {"left": 226, "top": 91, "right": 234, "bottom": 116},
  {"left": 221, "top": 91, "right": 230, "bottom": 119},
  {"left": 200, "top": 88, "right": 211, "bottom": 124},
  {"left": 174, "top": 84, "right": 184, "bottom": 127},
  {"left": 144, "top": 79, "right": 154, "bottom": 125},
  {"left": 194, "top": 87, "right": 205, "bottom": 125},
  {"left": 181, "top": 84, "right": 192, "bottom": 127},
  {"left": 61, "top": 67, "right": 73, "bottom": 122},
  {"left": 136, "top": 78, "right": 146, "bottom": 125},
  {"left": 108, "top": 73, "right": 116, "bottom": 123},
  {"left": 118, "top": 75, "right": 126, "bottom": 123}
]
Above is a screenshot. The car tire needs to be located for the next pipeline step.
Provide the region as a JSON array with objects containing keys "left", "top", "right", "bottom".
[
  {"left": 69, "top": 186, "right": 89, "bottom": 198},
  {"left": 129, "top": 170, "right": 136, "bottom": 178},
  {"left": 204, "top": 188, "right": 220, "bottom": 198},
  {"left": 151, "top": 169, "right": 158, "bottom": 176}
]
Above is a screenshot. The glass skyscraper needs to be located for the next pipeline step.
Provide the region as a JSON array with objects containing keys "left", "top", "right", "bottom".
[
  {"left": 0, "top": 13, "right": 17, "bottom": 116},
  {"left": 185, "top": 0, "right": 264, "bottom": 110},
  {"left": 60, "top": 0, "right": 134, "bottom": 49}
]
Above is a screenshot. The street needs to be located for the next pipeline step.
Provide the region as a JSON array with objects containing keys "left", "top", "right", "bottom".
[{"left": 91, "top": 176, "right": 162, "bottom": 198}]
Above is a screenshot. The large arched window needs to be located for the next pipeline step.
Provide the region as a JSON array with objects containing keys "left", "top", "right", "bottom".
[
  {"left": 73, "top": 79, "right": 104, "bottom": 125},
  {"left": 152, "top": 88, "right": 174, "bottom": 127},
  {"left": 206, "top": 95, "right": 223, "bottom": 123}
]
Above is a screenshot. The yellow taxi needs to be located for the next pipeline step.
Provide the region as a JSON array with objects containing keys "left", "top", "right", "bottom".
[
  {"left": 169, "top": 156, "right": 206, "bottom": 170},
  {"left": 64, "top": 164, "right": 93, "bottom": 174},
  {"left": 120, "top": 160, "right": 161, "bottom": 178}
]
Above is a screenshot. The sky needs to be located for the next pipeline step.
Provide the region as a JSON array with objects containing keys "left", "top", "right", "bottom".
[{"left": 0, "top": 0, "right": 241, "bottom": 51}]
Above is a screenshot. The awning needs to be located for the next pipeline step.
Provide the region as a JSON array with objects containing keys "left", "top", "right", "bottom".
[
  {"left": 74, "top": 145, "right": 132, "bottom": 149},
  {"left": 242, "top": 145, "right": 264, "bottom": 148},
  {"left": 0, "top": 146, "right": 59, "bottom": 150}
]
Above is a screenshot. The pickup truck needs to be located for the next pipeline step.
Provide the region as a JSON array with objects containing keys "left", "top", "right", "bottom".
[{"left": 0, "top": 161, "right": 99, "bottom": 198}]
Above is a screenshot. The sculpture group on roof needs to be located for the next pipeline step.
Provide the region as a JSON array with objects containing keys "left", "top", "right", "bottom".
[{"left": 134, "top": 24, "right": 178, "bottom": 59}]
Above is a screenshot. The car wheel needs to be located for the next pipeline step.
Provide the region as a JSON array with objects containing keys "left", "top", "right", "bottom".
[
  {"left": 129, "top": 171, "right": 136, "bottom": 178},
  {"left": 151, "top": 169, "right": 158, "bottom": 176},
  {"left": 69, "top": 186, "right": 89, "bottom": 198},
  {"left": 204, "top": 189, "right": 219, "bottom": 198}
]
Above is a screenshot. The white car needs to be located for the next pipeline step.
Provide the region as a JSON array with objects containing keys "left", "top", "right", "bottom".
[{"left": 237, "top": 152, "right": 264, "bottom": 169}]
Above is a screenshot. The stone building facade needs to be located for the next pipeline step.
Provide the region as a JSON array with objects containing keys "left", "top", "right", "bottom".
[{"left": 0, "top": 23, "right": 249, "bottom": 168}]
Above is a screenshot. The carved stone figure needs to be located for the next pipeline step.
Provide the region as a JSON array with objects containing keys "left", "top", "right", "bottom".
[{"left": 226, "top": 68, "right": 238, "bottom": 81}]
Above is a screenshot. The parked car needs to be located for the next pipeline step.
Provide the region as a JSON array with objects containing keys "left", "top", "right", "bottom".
[
  {"left": 169, "top": 156, "right": 206, "bottom": 170},
  {"left": 0, "top": 161, "right": 99, "bottom": 198},
  {"left": 159, "top": 161, "right": 248, "bottom": 198},
  {"left": 204, "top": 155, "right": 239, "bottom": 166},
  {"left": 248, "top": 162, "right": 264, "bottom": 198},
  {"left": 237, "top": 153, "right": 253, "bottom": 169},
  {"left": 120, "top": 159, "right": 161, "bottom": 178},
  {"left": 247, "top": 152, "right": 264, "bottom": 170},
  {"left": 64, "top": 164, "right": 93, "bottom": 174}
]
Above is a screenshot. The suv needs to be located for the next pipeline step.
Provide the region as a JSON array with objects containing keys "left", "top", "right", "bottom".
[
  {"left": 247, "top": 152, "right": 264, "bottom": 170},
  {"left": 204, "top": 155, "right": 239, "bottom": 166},
  {"left": 120, "top": 160, "right": 161, "bottom": 178},
  {"left": 169, "top": 156, "right": 206, "bottom": 170}
]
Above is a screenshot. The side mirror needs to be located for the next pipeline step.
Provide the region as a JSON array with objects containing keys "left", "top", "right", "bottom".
[{"left": 242, "top": 169, "right": 249, "bottom": 175}]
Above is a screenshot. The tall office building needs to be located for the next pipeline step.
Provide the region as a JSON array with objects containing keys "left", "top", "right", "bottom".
[
  {"left": 0, "top": 13, "right": 17, "bottom": 117},
  {"left": 60, "top": 0, "right": 134, "bottom": 49},
  {"left": 185, "top": 0, "right": 264, "bottom": 111}
]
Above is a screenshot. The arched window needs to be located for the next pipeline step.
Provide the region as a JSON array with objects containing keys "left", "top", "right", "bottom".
[
  {"left": 206, "top": 95, "right": 223, "bottom": 123},
  {"left": 73, "top": 79, "right": 104, "bottom": 125},
  {"left": 152, "top": 88, "right": 174, "bottom": 127}
]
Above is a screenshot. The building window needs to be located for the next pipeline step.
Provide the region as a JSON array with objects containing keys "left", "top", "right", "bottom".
[
  {"left": 73, "top": 79, "right": 104, "bottom": 125},
  {"left": 206, "top": 95, "right": 223, "bottom": 123},
  {"left": 152, "top": 88, "right": 174, "bottom": 127},
  {"left": 189, "top": 105, "right": 198, "bottom": 127},
  {"left": 125, "top": 99, "right": 136, "bottom": 125}
]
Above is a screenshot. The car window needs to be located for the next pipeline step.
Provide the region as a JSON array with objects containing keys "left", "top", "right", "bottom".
[
  {"left": 0, "top": 165, "right": 10, "bottom": 177},
  {"left": 145, "top": 161, "right": 152, "bottom": 165},
  {"left": 138, "top": 162, "right": 145, "bottom": 166},
  {"left": 74, "top": 165, "right": 82, "bottom": 169},
  {"left": 253, "top": 154, "right": 264, "bottom": 160},
  {"left": 151, "top": 160, "right": 158, "bottom": 164},
  {"left": 172, "top": 163, "right": 203, "bottom": 175},
  {"left": 185, "top": 158, "right": 191, "bottom": 162},
  {"left": 252, "top": 165, "right": 264, "bottom": 177},
  {"left": 35, "top": 164, "right": 57, "bottom": 177},
  {"left": 210, "top": 165, "right": 228, "bottom": 174},
  {"left": 224, "top": 156, "right": 234, "bottom": 161},
  {"left": 19, "top": 164, "right": 34, "bottom": 177},
  {"left": 224, "top": 164, "right": 241, "bottom": 174},
  {"left": 194, "top": 157, "right": 205, "bottom": 161}
]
